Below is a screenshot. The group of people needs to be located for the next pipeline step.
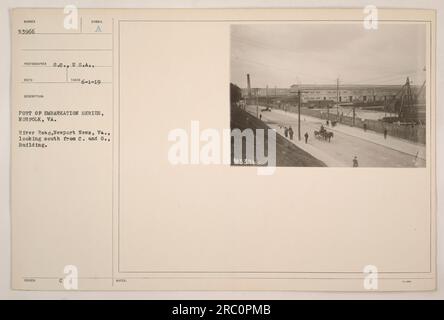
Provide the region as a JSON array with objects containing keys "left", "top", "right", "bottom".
[
  {"left": 260, "top": 113, "right": 308, "bottom": 143},
  {"left": 283, "top": 126, "right": 294, "bottom": 140},
  {"left": 281, "top": 125, "right": 310, "bottom": 144},
  {"left": 270, "top": 116, "right": 363, "bottom": 167}
]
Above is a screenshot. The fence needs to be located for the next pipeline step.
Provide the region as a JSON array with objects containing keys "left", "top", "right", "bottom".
[{"left": 273, "top": 104, "right": 426, "bottom": 144}]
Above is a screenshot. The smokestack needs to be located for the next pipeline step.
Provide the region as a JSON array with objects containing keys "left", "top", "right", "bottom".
[{"left": 247, "top": 74, "right": 252, "bottom": 98}]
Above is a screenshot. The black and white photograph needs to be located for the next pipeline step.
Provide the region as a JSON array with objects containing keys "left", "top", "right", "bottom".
[{"left": 230, "top": 23, "right": 427, "bottom": 167}]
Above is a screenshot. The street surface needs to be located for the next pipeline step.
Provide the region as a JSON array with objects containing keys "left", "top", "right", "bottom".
[{"left": 245, "top": 105, "right": 426, "bottom": 167}]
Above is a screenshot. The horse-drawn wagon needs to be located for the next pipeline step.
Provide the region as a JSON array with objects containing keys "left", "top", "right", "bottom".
[{"left": 314, "top": 125, "right": 334, "bottom": 142}]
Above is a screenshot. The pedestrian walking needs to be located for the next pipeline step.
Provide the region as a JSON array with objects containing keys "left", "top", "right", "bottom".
[
  {"left": 259, "top": 114, "right": 262, "bottom": 120},
  {"left": 363, "top": 123, "right": 367, "bottom": 132},
  {"left": 288, "top": 126, "right": 294, "bottom": 140},
  {"left": 304, "top": 132, "right": 309, "bottom": 144},
  {"left": 284, "top": 126, "right": 289, "bottom": 138},
  {"left": 384, "top": 128, "right": 388, "bottom": 139},
  {"left": 352, "top": 156, "right": 359, "bottom": 168}
]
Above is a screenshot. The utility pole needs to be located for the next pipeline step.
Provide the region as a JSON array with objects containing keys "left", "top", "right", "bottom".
[
  {"left": 327, "top": 91, "right": 330, "bottom": 121},
  {"left": 352, "top": 105, "right": 356, "bottom": 127},
  {"left": 298, "top": 90, "right": 301, "bottom": 141},
  {"left": 247, "top": 74, "right": 252, "bottom": 105},
  {"left": 336, "top": 78, "right": 340, "bottom": 118},
  {"left": 256, "top": 89, "right": 259, "bottom": 118}
]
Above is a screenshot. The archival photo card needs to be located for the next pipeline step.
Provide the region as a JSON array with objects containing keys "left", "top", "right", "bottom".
[{"left": 10, "top": 8, "right": 436, "bottom": 292}]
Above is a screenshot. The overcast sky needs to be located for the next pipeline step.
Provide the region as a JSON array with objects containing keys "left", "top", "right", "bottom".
[{"left": 231, "top": 23, "right": 426, "bottom": 88}]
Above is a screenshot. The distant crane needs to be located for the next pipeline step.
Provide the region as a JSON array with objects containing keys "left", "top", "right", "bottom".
[{"left": 384, "top": 77, "right": 425, "bottom": 123}]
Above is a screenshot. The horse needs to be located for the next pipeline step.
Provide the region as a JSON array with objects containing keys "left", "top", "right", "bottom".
[
  {"left": 314, "top": 129, "right": 334, "bottom": 142},
  {"left": 325, "top": 131, "right": 334, "bottom": 142}
]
